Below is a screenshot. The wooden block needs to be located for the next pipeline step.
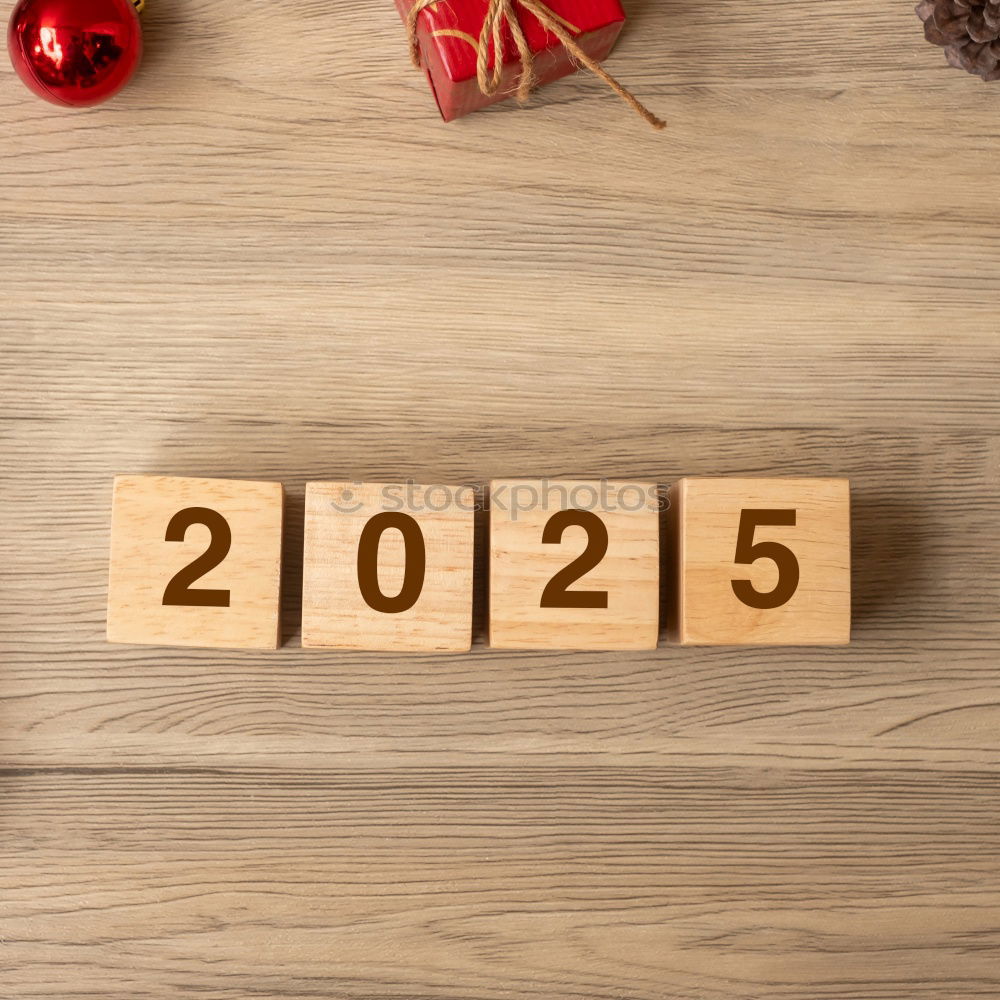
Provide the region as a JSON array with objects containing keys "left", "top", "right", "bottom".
[
  {"left": 302, "top": 482, "right": 475, "bottom": 652},
  {"left": 488, "top": 479, "right": 660, "bottom": 650},
  {"left": 671, "top": 477, "right": 851, "bottom": 646},
  {"left": 107, "top": 475, "right": 284, "bottom": 649}
]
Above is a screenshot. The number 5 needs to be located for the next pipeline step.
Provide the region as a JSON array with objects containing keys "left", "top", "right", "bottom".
[{"left": 731, "top": 509, "right": 799, "bottom": 610}]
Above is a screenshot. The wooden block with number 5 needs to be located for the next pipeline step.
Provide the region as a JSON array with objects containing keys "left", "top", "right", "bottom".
[
  {"left": 670, "top": 478, "right": 851, "bottom": 646},
  {"left": 107, "top": 475, "right": 284, "bottom": 649},
  {"left": 302, "top": 482, "right": 476, "bottom": 652},
  {"left": 489, "top": 479, "right": 661, "bottom": 650}
]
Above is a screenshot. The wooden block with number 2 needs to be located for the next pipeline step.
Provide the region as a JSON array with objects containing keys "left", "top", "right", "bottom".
[
  {"left": 671, "top": 478, "right": 851, "bottom": 645},
  {"left": 489, "top": 479, "right": 661, "bottom": 650},
  {"left": 106, "top": 475, "right": 285, "bottom": 649}
]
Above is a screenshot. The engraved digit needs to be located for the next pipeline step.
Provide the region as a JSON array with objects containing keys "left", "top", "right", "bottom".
[
  {"left": 731, "top": 509, "right": 800, "bottom": 610},
  {"left": 540, "top": 510, "right": 609, "bottom": 609},
  {"left": 162, "top": 507, "right": 232, "bottom": 608},
  {"left": 357, "top": 512, "right": 426, "bottom": 613}
]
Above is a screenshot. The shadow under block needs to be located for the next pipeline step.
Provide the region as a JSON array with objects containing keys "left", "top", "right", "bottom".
[
  {"left": 301, "top": 482, "right": 475, "bottom": 652},
  {"left": 671, "top": 477, "right": 851, "bottom": 646},
  {"left": 106, "top": 475, "right": 284, "bottom": 650},
  {"left": 488, "top": 479, "right": 660, "bottom": 650}
]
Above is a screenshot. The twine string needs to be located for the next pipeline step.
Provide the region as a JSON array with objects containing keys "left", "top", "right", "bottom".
[{"left": 406, "top": 0, "right": 665, "bottom": 130}]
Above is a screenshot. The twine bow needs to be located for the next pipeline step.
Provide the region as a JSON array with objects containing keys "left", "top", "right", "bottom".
[{"left": 406, "top": 0, "right": 665, "bottom": 130}]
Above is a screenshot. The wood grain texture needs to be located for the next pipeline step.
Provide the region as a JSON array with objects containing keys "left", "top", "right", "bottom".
[{"left": 2, "top": 0, "right": 999, "bottom": 997}]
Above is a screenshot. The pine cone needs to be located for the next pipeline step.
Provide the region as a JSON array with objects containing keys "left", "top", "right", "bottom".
[{"left": 917, "top": 0, "right": 1000, "bottom": 79}]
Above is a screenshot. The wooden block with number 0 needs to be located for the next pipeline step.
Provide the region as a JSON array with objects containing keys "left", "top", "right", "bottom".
[
  {"left": 670, "top": 477, "right": 851, "bottom": 645},
  {"left": 301, "top": 482, "right": 476, "bottom": 652},
  {"left": 107, "top": 475, "right": 284, "bottom": 649},
  {"left": 488, "top": 479, "right": 661, "bottom": 650}
]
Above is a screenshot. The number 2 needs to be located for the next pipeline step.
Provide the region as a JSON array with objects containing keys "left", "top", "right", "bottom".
[
  {"left": 540, "top": 510, "right": 609, "bottom": 609},
  {"left": 162, "top": 507, "right": 232, "bottom": 608},
  {"left": 731, "top": 509, "right": 799, "bottom": 610}
]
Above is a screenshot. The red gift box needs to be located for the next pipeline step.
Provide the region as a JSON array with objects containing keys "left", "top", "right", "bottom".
[{"left": 397, "top": 0, "right": 628, "bottom": 122}]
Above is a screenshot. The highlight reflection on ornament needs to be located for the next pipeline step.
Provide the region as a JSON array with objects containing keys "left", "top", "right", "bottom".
[{"left": 7, "top": 0, "right": 143, "bottom": 107}]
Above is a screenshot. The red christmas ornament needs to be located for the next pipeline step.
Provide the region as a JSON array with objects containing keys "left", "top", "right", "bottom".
[{"left": 7, "top": 0, "right": 142, "bottom": 107}]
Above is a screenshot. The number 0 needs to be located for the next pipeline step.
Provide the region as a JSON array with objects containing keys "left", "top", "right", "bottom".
[
  {"left": 357, "top": 512, "right": 426, "bottom": 614},
  {"left": 731, "top": 509, "right": 799, "bottom": 610}
]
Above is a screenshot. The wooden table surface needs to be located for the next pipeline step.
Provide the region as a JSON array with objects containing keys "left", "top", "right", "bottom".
[{"left": 3, "top": 1, "right": 999, "bottom": 998}]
